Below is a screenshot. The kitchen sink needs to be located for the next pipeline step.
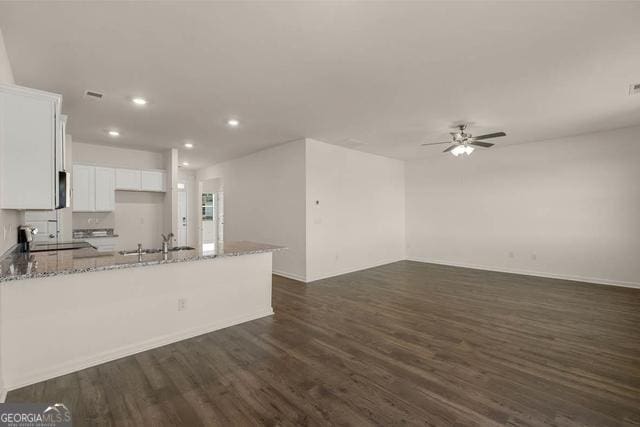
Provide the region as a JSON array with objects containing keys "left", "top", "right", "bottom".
[
  {"left": 119, "top": 246, "right": 194, "bottom": 256},
  {"left": 119, "top": 248, "right": 163, "bottom": 256}
]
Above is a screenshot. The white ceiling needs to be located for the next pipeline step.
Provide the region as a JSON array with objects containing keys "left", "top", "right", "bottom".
[{"left": 1, "top": 1, "right": 639, "bottom": 168}]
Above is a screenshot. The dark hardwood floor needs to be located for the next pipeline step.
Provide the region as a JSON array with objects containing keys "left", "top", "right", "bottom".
[{"left": 7, "top": 261, "right": 640, "bottom": 426}]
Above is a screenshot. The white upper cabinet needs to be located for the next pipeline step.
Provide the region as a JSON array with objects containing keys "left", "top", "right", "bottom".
[
  {"left": 74, "top": 164, "right": 165, "bottom": 212},
  {"left": 73, "top": 165, "right": 114, "bottom": 212},
  {"left": 140, "top": 170, "right": 166, "bottom": 192},
  {"left": 0, "top": 84, "right": 62, "bottom": 210},
  {"left": 116, "top": 168, "right": 165, "bottom": 192},
  {"left": 73, "top": 165, "right": 95, "bottom": 212},
  {"left": 94, "top": 167, "right": 115, "bottom": 211},
  {"left": 115, "top": 168, "right": 141, "bottom": 191}
]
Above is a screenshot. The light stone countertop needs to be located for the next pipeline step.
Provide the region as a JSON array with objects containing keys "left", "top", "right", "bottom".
[{"left": 0, "top": 241, "right": 284, "bottom": 283}]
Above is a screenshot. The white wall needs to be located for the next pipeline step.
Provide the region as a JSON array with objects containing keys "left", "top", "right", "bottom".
[
  {"left": 73, "top": 141, "right": 165, "bottom": 169},
  {"left": 0, "top": 27, "right": 22, "bottom": 257},
  {"left": 0, "top": 252, "right": 273, "bottom": 390},
  {"left": 197, "top": 138, "right": 406, "bottom": 282},
  {"left": 72, "top": 142, "right": 167, "bottom": 250},
  {"left": 305, "top": 139, "right": 406, "bottom": 281},
  {"left": 406, "top": 125, "right": 640, "bottom": 287},
  {"left": 198, "top": 140, "right": 307, "bottom": 280},
  {"left": 0, "top": 26, "right": 16, "bottom": 400},
  {"left": 0, "top": 28, "right": 13, "bottom": 84}
]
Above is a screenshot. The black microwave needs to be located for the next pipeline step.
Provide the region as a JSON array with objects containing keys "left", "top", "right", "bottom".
[{"left": 56, "top": 170, "right": 70, "bottom": 209}]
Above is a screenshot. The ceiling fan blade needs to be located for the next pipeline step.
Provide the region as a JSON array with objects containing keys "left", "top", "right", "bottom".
[
  {"left": 443, "top": 144, "right": 458, "bottom": 153},
  {"left": 469, "top": 141, "right": 494, "bottom": 148},
  {"left": 421, "top": 142, "right": 450, "bottom": 146},
  {"left": 472, "top": 131, "right": 506, "bottom": 140}
]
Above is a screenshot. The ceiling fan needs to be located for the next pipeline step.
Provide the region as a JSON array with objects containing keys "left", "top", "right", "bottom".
[{"left": 422, "top": 124, "right": 506, "bottom": 156}]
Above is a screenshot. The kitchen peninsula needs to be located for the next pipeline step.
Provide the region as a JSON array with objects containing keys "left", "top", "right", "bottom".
[{"left": 0, "top": 241, "right": 282, "bottom": 392}]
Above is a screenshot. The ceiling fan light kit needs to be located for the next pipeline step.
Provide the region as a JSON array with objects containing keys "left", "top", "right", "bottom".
[
  {"left": 422, "top": 124, "right": 506, "bottom": 157},
  {"left": 451, "top": 145, "right": 474, "bottom": 156}
]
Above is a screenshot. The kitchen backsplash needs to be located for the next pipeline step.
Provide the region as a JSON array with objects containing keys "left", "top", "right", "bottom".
[{"left": 72, "top": 212, "right": 115, "bottom": 229}]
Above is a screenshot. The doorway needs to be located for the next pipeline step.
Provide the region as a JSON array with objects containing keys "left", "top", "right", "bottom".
[
  {"left": 201, "top": 192, "right": 216, "bottom": 251},
  {"left": 198, "top": 177, "right": 223, "bottom": 251},
  {"left": 177, "top": 190, "right": 188, "bottom": 246}
]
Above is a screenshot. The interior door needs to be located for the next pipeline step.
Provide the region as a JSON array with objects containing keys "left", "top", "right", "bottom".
[{"left": 177, "top": 190, "right": 188, "bottom": 246}]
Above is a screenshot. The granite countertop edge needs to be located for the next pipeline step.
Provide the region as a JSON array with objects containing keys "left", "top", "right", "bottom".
[{"left": 0, "top": 244, "right": 285, "bottom": 284}]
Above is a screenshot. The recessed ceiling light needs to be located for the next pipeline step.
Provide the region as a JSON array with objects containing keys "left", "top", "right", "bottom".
[
  {"left": 184, "top": 142, "right": 194, "bottom": 149},
  {"left": 108, "top": 130, "right": 120, "bottom": 137},
  {"left": 182, "top": 161, "right": 190, "bottom": 166},
  {"left": 132, "top": 97, "right": 147, "bottom": 106},
  {"left": 227, "top": 118, "right": 240, "bottom": 127}
]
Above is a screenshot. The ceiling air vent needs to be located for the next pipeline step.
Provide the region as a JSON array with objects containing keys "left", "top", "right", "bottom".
[
  {"left": 84, "top": 90, "right": 103, "bottom": 99},
  {"left": 341, "top": 138, "right": 367, "bottom": 147},
  {"left": 629, "top": 83, "right": 640, "bottom": 96}
]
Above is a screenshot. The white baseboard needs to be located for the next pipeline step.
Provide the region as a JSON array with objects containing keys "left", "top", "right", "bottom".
[
  {"left": 306, "top": 258, "right": 405, "bottom": 283},
  {"left": 5, "top": 307, "right": 274, "bottom": 393},
  {"left": 407, "top": 257, "right": 640, "bottom": 289},
  {"left": 272, "top": 269, "right": 307, "bottom": 282}
]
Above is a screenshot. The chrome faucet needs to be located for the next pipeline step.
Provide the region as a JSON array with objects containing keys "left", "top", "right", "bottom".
[{"left": 161, "top": 233, "right": 174, "bottom": 254}]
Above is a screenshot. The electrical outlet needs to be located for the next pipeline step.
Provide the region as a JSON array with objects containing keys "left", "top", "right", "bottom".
[
  {"left": 531, "top": 253, "right": 537, "bottom": 261},
  {"left": 177, "top": 298, "right": 187, "bottom": 311},
  {"left": 508, "top": 251, "right": 515, "bottom": 259}
]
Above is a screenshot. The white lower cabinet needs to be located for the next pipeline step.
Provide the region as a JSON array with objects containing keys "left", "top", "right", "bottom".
[
  {"left": 79, "top": 237, "right": 118, "bottom": 252},
  {"left": 73, "top": 165, "right": 115, "bottom": 212}
]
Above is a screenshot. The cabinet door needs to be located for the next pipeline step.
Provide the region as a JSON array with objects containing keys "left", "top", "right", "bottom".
[
  {"left": 0, "top": 88, "right": 57, "bottom": 209},
  {"left": 140, "top": 170, "right": 166, "bottom": 192},
  {"left": 115, "top": 168, "right": 141, "bottom": 191},
  {"left": 72, "top": 165, "right": 95, "bottom": 212},
  {"left": 95, "top": 167, "right": 115, "bottom": 211}
]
